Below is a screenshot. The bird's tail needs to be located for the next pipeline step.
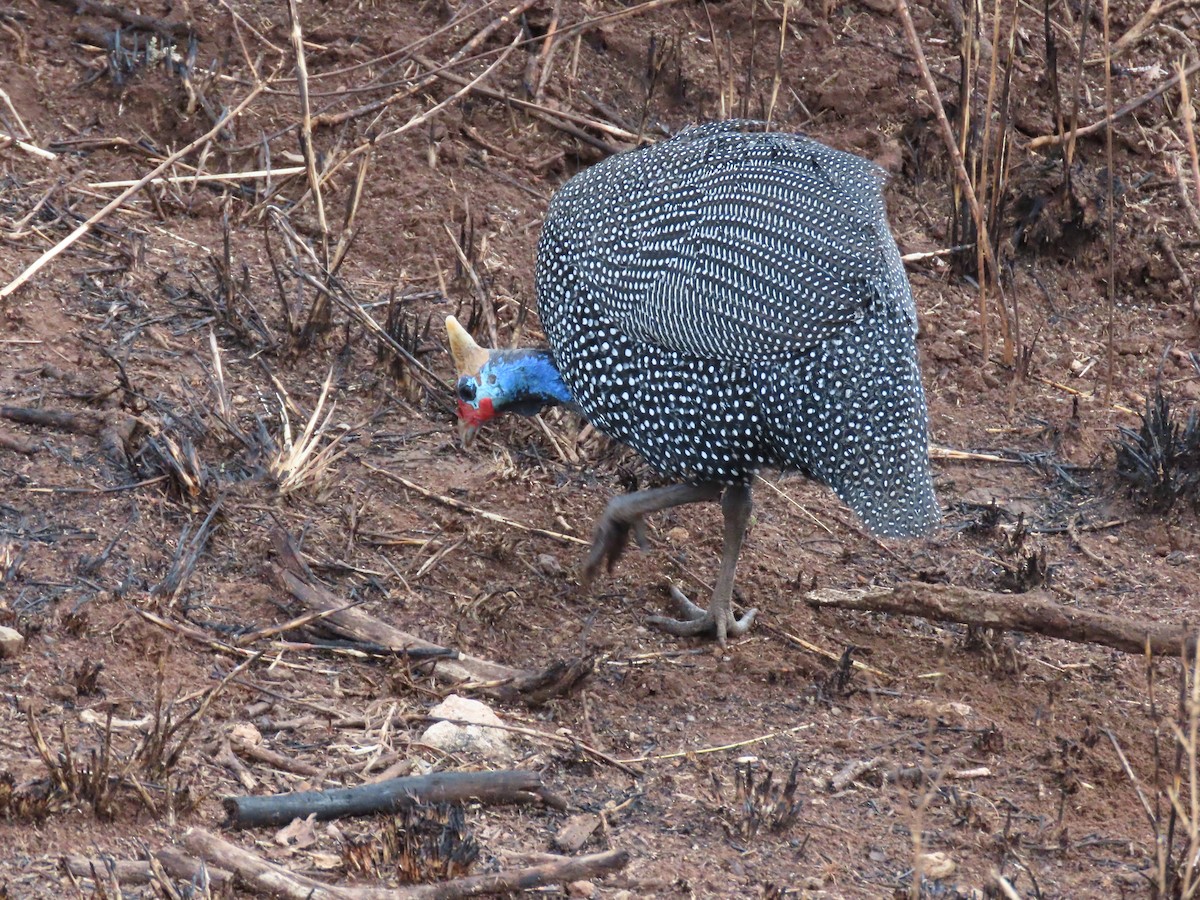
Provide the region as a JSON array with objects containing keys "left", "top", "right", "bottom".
[{"left": 765, "top": 319, "right": 940, "bottom": 539}]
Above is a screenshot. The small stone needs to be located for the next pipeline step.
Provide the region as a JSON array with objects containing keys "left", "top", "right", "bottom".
[
  {"left": 567, "top": 880, "right": 595, "bottom": 898},
  {"left": 665, "top": 526, "right": 690, "bottom": 545},
  {"left": 553, "top": 814, "right": 601, "bottom": 853},
  {"left": 908, "top": 698, "right": 973, "bottom": 725},
  {"left": 230, "top": 722, "right": 263, "bottom": 744},
  {"left": 917, "top": 851, "right": 955, "bottom": 879},
  {"left": 422, "top": 694, "right": 513, "bottom": 762},
  {"left": 535, "top": 554, "right": 563, "bottom": 576},
  {"left": 0, "top": 626, "right": 25, "bottom": 659}
]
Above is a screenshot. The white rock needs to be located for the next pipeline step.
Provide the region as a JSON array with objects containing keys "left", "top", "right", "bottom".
[
  {"left": 422, "top": 694, "right": 513, "bottom": 762},
  {"left": 0, "top": 626, "right": 24, "bottom": 659},
  {"left": 918, "top": 851, "right": 956, "bottom": 879}
]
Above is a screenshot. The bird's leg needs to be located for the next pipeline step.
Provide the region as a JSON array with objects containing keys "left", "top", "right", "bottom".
[
  {"left": 647, "top": 482, "right": 758, "bottom": 644},
  {"left": 582, "top": 483, "right": 723, "bottom": 584}
]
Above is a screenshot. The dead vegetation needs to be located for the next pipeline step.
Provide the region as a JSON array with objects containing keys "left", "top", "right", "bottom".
[
  {"left": 1, "top": 0, "right": 1200, "bottom": 895},
  {"left": 1116, "top": 388, "right": 1200, "bottom": 511}
]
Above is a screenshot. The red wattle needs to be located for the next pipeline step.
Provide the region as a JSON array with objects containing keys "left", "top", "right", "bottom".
[{"left": 457, "top": 397, "right": 495, "bottom": 426}]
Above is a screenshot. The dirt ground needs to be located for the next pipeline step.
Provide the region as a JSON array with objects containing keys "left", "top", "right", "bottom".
[{"left": 2, "top": 0, "right": 1200, "bottom": 896}]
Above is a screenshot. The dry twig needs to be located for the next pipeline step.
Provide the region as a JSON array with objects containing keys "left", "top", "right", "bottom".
[
  {"left": 364, "top": 464, "right": 588, "bottom": 546},
  {"left": 1029, "top": 59, "right": 1200, "bottom": 150},
  {"left": 1109, "top": 0, "right": 1200, "bottom": 58},
  {"left": 0, "top": 78, "right": 272, "bottom": 300}
]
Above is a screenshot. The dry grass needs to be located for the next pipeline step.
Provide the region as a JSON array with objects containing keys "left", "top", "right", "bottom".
[{"left": 265, "top": 368, "right": 349, "bottom": 496}]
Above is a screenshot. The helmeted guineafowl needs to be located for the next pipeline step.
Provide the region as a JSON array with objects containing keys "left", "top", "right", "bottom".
[{"left": 447, "top": 120, "right": 939, "bottom": 643}]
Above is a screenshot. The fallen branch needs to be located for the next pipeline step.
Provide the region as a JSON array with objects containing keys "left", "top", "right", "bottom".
[
  {"left": 223, "top": 769, "right": 556, "bottom": 829},
  {"left": 44, "top": 0, "right": 191, "bottom": 40},
  {"left": 270, "top": 530, "right": 592, "bottom": 703},
  {"left": 825, "top": 757, "right": 884, "bottom": 792},
  {"left": 1, "top": 406, "right": 107, "bottom": 435},
  {"left": 229, "top": 734, "right": 323, "bottom": 779},
  {"left": 182, "top": 827, "right": 630, "bottom": 899},
  {"left": 63, "top": 851, "right": 232, "bottom": 890},
  {"left": 807, "top": 582, "right": 1194, "bottom": 656},
  {"left": 0, "top": 406, "right": 136, "bottom": 463},
  {"left": 0, "top": 429, "right": 37, "bottom": 454},
  {"left": 404, "top": 849, "right": 630, "bottom": 899},
  {"left": 182, "top": 828, "right": 353, "bottom": 899},
  {"left": 1029, "top": 59, "right": 1200, "bottom": 150}
]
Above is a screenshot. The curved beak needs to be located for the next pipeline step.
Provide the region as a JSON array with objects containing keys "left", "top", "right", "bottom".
[{"left": 457, "top": 414, "right": 479, "bottom": 448}]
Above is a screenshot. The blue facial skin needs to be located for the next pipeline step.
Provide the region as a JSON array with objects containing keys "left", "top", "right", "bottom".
[{"left": 456, "top": 349, "right": 577, "bottom": 424}]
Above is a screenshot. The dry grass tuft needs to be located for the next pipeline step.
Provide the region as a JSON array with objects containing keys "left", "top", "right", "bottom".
[
  {"left": 265, "top": 368, "right": 349, "bottom": 495},
  {"left": 341, "top": 802, "right": 480, "bottom": 884},
  {"left": 1114, "top": 389, "right": 1200, "bottom": 512}
]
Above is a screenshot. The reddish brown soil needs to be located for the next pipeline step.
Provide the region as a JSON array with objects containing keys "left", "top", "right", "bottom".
[{"left": 2, "top": 0, "right": 1200, "bottom": 897}]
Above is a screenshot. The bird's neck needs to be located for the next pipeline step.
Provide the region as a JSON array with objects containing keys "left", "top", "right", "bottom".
[{"left": 487, "top": 348, "right": 576, "bottom": 413}]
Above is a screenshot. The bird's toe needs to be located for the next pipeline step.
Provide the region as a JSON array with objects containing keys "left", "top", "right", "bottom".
[{"left": 646, "top": 585, "right": 757, "bottom": 645}]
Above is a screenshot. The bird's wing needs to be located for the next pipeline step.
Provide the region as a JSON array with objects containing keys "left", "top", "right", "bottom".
[{"left": 561, "top": 126, "right": 911, "bottom": 361}]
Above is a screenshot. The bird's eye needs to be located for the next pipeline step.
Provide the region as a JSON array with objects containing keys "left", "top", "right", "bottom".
[{"left": 456, "top": 378, "right": 477, "bottom": 403}]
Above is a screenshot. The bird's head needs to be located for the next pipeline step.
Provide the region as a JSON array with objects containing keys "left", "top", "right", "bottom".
[
  {"left": 446, "top": 315, "right": 498, "bottom": 445},
  {"left": 445, "top": 316, "right": 572, "bottom": 446}
]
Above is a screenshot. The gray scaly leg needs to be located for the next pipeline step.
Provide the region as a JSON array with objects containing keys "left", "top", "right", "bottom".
[
  {"left": 647, "top": 482, "right": 757, "bottom": 644},
  {"left": 582, "top": 483, "right": 723, "bottom": 582}
]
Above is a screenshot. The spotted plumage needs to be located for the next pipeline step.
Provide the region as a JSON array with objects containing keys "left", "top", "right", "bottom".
[
  {"left": 447, "top": 120, "right": 938, "bottom": 643},
  {"left": 534, "top": 121, "right": 938, "bottom": 537}
]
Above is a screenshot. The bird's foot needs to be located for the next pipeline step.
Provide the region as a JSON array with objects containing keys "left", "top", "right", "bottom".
[
  {"left": 647, "top": 585, "right": 757, "bottom": 645},
  {"left": 581, "top": 512, "right": 648, "bottom": 585}
]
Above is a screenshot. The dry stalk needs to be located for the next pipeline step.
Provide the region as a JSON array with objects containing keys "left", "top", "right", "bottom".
[
  {"left": 531, "top": 0, "right": 562, "bottom": 101},
  {"left": 444, "top": 220, "right": 499, "bottom": 348},
  {"left": 286, "top": 0, "right": 328, "bottom": 264},
  {"left": 1102, "top": 0, "right": 1116, "bottom": 400},
  {"left": 88, "top": 166, "right": 306, "bottom": 190},
  {"left": 765, "top": 0, "right": 789, "bottom": 125},
  {"left": 0, "top": 85, "right": 34, "bottom": 140},
  {"left": 1180, "top": 58, "right": 1200, "bottom": 222},
  {"left": 329, "top": 149, "right": 371, "bottom": 276},
  {"left": 896, "top": 0, "right": 1004, "bottom": 363},
  {"left": 1161, "top": 642, "right": 1200, "bottom": 897},
  {"left": 208, "top": 330, "right": 233, "bottom": 424},
  {"left": 1064, "top": 0, "right": 1093, "bottom": 169},
  {"left": 975, "top": 0, "right": 1020, "bottom": 366}
]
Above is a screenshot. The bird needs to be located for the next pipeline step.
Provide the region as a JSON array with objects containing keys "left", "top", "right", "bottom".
[{"left": 446, "top": 120, "right": 939, "bottom": 644}]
